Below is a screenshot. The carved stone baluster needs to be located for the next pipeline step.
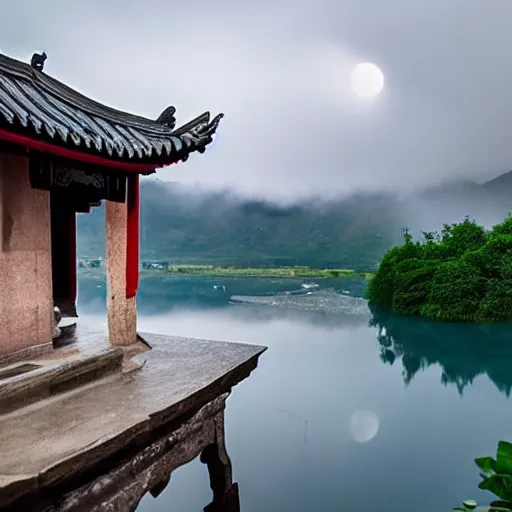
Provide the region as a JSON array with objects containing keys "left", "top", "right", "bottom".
[
  {"left": 149, "top": 473, "right": 171, "bottom": 499},
  {"left": 201, "top": 411, "right": 240, "bottom": 512}
]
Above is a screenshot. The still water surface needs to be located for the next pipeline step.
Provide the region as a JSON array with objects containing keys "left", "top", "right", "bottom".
[{"left": 78, "top": 274, "right": 512, "bottom": 512}]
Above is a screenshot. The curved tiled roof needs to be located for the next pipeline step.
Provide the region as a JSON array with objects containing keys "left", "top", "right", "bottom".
[{"left": 0, "top": 53, "right": 223, "bottom": 165}]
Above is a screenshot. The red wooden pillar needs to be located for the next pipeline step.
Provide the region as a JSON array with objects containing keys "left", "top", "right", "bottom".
[
  {"left": 126, "top": 173, "right": 140, "bottom": 298},
  {"left": 69, "top": 210, "right": 77, "bottom": 304}
]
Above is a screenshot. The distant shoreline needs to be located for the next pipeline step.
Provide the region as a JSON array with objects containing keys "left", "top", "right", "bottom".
[
  {"left": 78, "top": 264, "right": 373, "bottom": 280},
  {"left": 164, "top": 266, "right": 373, "bottom": 279}
]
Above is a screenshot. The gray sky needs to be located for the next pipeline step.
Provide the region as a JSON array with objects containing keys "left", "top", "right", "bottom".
[{"left": 3, "top": 0, "right": 512, "bottom": 200}]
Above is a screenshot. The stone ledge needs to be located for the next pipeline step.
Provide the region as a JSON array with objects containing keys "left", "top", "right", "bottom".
[
  {"left": 0, "top": 347, "right": 123, "bottom": 415},
  {"left": 0, "top": 342, "right": 54, "bottom": 369},
  {"left": 0, "top": 333, "right": 266, "bottom": 510},
  {"left": 52, "top": 394, "right": 230, "bottom": 512}
]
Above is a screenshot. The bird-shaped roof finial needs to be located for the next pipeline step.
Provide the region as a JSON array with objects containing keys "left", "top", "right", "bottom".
[{"left": 30, "top": 51, "right": 47, "bottom": 72}]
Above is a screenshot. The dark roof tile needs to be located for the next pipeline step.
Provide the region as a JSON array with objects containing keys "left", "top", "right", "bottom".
[{"left": 0, "top": 53, "right": 223, "bottom": 165}]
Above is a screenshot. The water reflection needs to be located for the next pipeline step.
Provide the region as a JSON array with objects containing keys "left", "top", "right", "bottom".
[
  {"left": 349, "top": 410, "right": 380, "bottom": 443},
  {"left": 75, "top": 275, "right": 512, "bottom": 511},
  {"left": 369, "top": 305, "right": 512, "bottom": 396},
  {"left": 80, "top": 273, "right": 512, "bottom": 400}
]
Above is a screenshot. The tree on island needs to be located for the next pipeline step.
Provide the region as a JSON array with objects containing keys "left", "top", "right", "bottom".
[{"left": 366, "top": 214, "right": 512, "bottom": 322}]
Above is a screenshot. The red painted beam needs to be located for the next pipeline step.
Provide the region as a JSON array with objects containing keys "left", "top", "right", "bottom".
[
  {"left": 126, "top": 174, "right": 140, "bottom": 298},
  {"left": 0, "top": 128, "right": 174, "bottom": 173}
]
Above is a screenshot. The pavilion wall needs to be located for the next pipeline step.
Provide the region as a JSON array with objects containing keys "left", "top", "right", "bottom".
[{"left": 0, "top": 153, "right": 53, "bottom": 360}]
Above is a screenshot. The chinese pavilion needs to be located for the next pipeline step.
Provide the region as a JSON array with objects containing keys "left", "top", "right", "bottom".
[{"left": 0, "top": 52, "right": 223, "bottom": 361}]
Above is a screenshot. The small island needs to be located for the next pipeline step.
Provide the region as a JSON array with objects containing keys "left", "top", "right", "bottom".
[{"left": 366, "top": 215, "right": 512, "bottom": 323}]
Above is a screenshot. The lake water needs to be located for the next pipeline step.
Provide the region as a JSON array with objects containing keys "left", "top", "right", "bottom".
[{"left": 77, "top": 274, "right": 512, "bottom": 512}]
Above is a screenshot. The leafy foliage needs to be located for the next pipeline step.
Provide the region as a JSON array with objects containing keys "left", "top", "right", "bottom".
[
  {"left": 475, "top": 442, "right": 512, "bottom": 505},
  {"left": 421, "top": 260, "right": 485, "bottom": 321},
  {"left": 366, "top": 215, "right": 512, "bottom": 323},
  {"left": 450, "top": 442, "right": 512, "bottom": 511},
  {"left": 392, "top": 258, "right": 438, "bottom": 316}
]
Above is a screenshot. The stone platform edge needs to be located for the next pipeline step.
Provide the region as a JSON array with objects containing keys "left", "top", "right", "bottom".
[{"left": 0, "top": 338, "right": 266, "bottom": 509}]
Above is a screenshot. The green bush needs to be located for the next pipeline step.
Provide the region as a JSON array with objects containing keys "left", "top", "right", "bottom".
[
  {"left": 392, "top": 259, "right": 437, "bottom": 316},
  {"left": 490, "top": 213, "right": 512, "bottom": 236},
  {"left": 367, "top": 215, "right": 512, "bottom": 323},
  {"left": 479, "top": 235, "right": 512, "bottom": 278},
  {"left": 440, "top": 217, "right": 487, "bottom": 258},
  {"left": 365, "top": 231, "right": 423, "bottom": 308},
  {"left": 365, "top": 249, "right": 399, "bottom": 308},
  {"left": 475, "top": 278, "right": 512, "bottom": 322},
  {"left": 421, "top": 260, "right": 485, "bottom": 322}
]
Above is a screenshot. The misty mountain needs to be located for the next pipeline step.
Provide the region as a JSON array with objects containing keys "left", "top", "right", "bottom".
[
  {"left": 77, "top": 171, "right": 512, "bottom": 271},
  {"left": 482, "top": 170, "right": 512, "bottom": 196},
  {"left": 404, "top": 171, "right": 512, "bottom": 236}
]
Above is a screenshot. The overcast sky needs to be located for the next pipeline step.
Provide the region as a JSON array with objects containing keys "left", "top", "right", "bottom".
[{"left": 3, "top": 0, "right": 512, "bottom": 200}]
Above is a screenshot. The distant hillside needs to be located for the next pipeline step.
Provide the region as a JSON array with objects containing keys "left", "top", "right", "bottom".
[
  {"left": 77, "top": 172, "right": 512, "bottom": 271},
  {"left": 403, "top": 173, "right": 512, "bottom": 236},
  {"left": 482, "top": 169, "right": 512, "bottom": 195}
]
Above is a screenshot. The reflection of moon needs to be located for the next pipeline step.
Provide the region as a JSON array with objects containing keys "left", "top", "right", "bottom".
[
  {"left": 350, "top": 62, "right": 385, "bottom": 98},
  {"left": 349, "top": 410, "right": 380, "bottom": 443}
]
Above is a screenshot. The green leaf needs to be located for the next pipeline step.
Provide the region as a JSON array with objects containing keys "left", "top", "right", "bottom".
[
  {"left": 479, "top": 474, "right": 512, "bottom": 501},
  {"left": 463, "top": 499, "right": 478, "bottom": 509},
  {"left": 476, "top": 457, "right": 497, "bottom": 474},
  {"left": 490, "top": 501, "right": 512, "bottom": 511},
  {"left": 497, "top": 442, "right": 512, "bottom": 475}
]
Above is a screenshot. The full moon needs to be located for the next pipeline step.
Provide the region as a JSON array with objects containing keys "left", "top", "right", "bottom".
[{"left": 350, "top": 62, "right": 385, "bottom": 98}]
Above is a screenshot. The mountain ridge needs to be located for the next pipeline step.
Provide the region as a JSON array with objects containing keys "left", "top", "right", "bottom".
[{"left": 77, "top": 171, "right": 512, "bottom": 270}]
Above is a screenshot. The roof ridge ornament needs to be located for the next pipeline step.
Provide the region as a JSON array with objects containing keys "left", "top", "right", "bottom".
[
  {"left": 0, "top": 52, "right": 224, "bottom": 168},
  {"left": 30, "top": 51, "right": 47, "bottom": 72},
  {"left": 155, "top": 106, "right": 176, "bottom": 130}
]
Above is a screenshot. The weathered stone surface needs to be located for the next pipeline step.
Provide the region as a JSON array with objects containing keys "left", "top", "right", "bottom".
[
  {"left": 0, "top": 332, "right": 266, "bottom": 509},
  {"left": 0, "top": 153, "right": 54, "bottom": 360},
  {"left": 105, "top": 200, "right": 137, "bottom": 347},
  {"left": 0, "top": 347, "right": 123, "bottom": 414},
  {"left": 47, "top": 394, "right": 233, "bottom": 512}
]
